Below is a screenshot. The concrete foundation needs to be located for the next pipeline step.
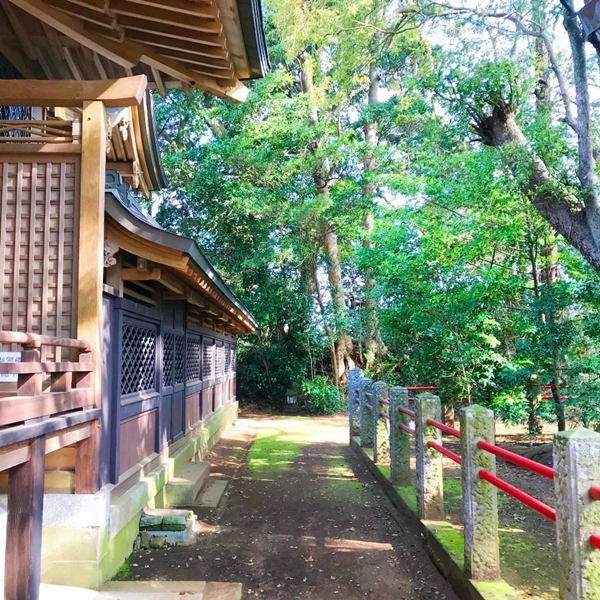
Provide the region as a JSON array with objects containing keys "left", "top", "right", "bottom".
[{"left": 0, "top": 401, "right": 238, "bottom": 590}]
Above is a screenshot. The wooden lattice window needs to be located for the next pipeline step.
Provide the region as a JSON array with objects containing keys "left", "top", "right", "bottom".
[
  {"left": 163, "top": 333, "right": 174, "bottom": 387},
  {"left": 202, "top": 340, "right": 214, "bottom": 380},
  {"left": 174, "top": 335, "right": 185, "bottom": 385},
  {"left": 121, "top": 322, "right": 156, "bottom": 396},
  {"left": 225, "top": 344, "right": 231, "bottom": 373},
  {"left": 186, "top": 335, "right": 201, "bottom": 383},
  {"left": 215, "top": 343, "right": 224, "bottom": 377}
]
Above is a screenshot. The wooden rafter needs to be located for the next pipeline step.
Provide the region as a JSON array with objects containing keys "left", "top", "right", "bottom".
[
  {"left": 8, "top": 0, "right": 248, "bottom": 101},
  {"left": 109, "top": 1, "right": 222, "bottom": 34},
  {"left": 117, "top": 0, "right": 220, "bottom": 20}
]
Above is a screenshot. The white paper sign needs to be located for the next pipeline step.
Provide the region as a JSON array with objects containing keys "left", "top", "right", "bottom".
[{"left": 0, "top": 352, "right": 21, "bottom": 382}]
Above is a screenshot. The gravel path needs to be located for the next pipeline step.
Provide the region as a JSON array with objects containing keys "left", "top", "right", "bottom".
[{"left": 123, "top": 414, "right": 460, "bottom": 600}]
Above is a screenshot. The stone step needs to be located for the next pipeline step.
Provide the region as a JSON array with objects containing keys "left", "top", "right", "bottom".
[
  {"left": 196, "top": 478, "right": 228, "bottom": 508},
  {"left": 138, "top": 508, "right": 196, "bottom": 546},
  {"left": 39, "top": 581, "right": 242, "bottom": 600},
  {"left": 164, "top": 461, "right": 210, "bottom": 507}
]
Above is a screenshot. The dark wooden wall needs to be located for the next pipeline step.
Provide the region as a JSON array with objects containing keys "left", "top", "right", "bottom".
[{"left": 100, "top": 291, "right": 237, "bottom": 486}]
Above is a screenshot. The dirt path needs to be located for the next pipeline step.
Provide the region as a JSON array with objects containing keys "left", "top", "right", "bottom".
[{"left": 122, "top": 415, "right": 460, "bottom": 599}]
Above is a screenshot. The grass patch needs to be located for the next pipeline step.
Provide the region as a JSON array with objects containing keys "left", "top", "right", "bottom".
[
  {"left": 247, "top": 431, "right": 307, "bottom": 477},
  {"left": 398, "top": 485, "right": 417, "bottom": 513}
]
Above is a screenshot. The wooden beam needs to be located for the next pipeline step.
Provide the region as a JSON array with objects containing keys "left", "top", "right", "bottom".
[
  {"left": 0, "top": 408, "right": 101, "bottom": 450},
  {"left": 0, "top": 389, "right": 94, "bottom": 426},
  {"left": 117, "top": 15, "right": 222, "bottom": 45},
  {"left": 125, "top": 29, "right": 229, "bottom": 57},
  {"left": 77, "top": 100, "right": 106, "bottom": 415},
  {"left": 75, "top": 418, "right": 99, "bottom": 493},
  {"left": 158, "top": 47, "right": 231, "bottom": 71},
  {"left": 1, "top": 0, "right": 37, "bottom": 60},
  {"left": 8, "top": 0, "right": 136, "bottom": 67},
  {"left": 40, "top": 21, "right": 65, "bottom": 61},
  {"left": 109, "top": 0, "right": 223, "bottom": 34},
  {"left": 45, "top": 0, "right": 118, "bottom": 29},
  {"left": 116, "top": 0, "right": 219, "bottom": 19},
  {"left": 0, "top": 443, "right": 29, "bottom": 471},
  {"left": 0, "top": 74, "right": 148, "bottom": 106},
  {"left": 93, "top": 51, "right": 109, "bottom": 78},
  {"left": 63, "top": 46, "right": 84, "bottom": 79},
  {"left": 5, "top": 436, "right": 45, "bottom": 600},
  {"left": 150, "top": 65, "right": 165, "bottom": 97}
]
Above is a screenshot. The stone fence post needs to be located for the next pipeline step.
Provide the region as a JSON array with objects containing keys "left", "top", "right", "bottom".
[
  {"left": 553, "top": 428, "right": 600, "bottom": 600},
  {"left": 348, "top": 368, "right": 363, "bottom": 439},
  {"left": 460, "top": 405, "right": 500, "bottom": 580},
  {"left": 415, "top": 393, "right": 444, "bottom": 520},
  {"left": 359, "top": 378, "right": 373, "bottom": 448},
  {"left": 372, "top": 381, "right": 390, "bottom": 464},
  {"left": 390, "top": 386, "right": 411, "bottom": 486}
]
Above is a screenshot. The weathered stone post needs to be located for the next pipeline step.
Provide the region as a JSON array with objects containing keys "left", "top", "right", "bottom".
[
  {"left": 348, "top": 368, "right": 363, "bottom": 439},
  {"left": 415, "top": 393, "right": 444, "bottom": 520},
  {"left": 459, "top": 405, "right": 500, "bottom": 580},
  {"left": 553, "top": 428, "right": 600, "bottom": 600},
  {"left": 390, "top": 386, "right": 411, "bottom": 486},
  {"left": 372, "top": 381, "right": 390, "bottom": 464},
  {"left": 359, "top": 378, "right": 373, "bottom": 448}
]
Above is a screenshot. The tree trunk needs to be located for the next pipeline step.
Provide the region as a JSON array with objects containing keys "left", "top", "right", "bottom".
[
  {"left": 299, "top": 54, "right": 355, "bottom": 384},
  {"left": 362, "top": 62, "right": 384, "bottom": 369},
  {"left": 526, "top": 376, "right": 543, "bottom": 436},
  {"left": 323, "top": 224, "right": 354, "bottom": 382},
  {"left": 473, "top": 106, "right": 600, "bottom": 274},
  {"left": 311, "top": 259, "right": 339, "bottom": 388}
]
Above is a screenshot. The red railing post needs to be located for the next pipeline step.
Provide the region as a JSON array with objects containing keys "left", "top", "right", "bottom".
[
  {"left": 359, "top": 378, "right": 373, "bottom": 449},
  {"left": 390, "top": 387, "right": 411, "bottom": 486},
  {"left": 348, "top": 368, "right": 363, "bottom": 439},
  {"left": 415, "top": 393, "right": 445, "bottom": 520},
  {"left": 553, "top": 428, "right": 600, "bottom": 599},
  {"left": 459, "top": 405, "right": 501, "bottom": 580},
  {"left": 372, "top": 381, "right": 390, "bottom": 464}
]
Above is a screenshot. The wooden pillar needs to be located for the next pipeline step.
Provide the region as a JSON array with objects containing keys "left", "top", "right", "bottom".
[
  {"left": 5, "top": 436, "right": 45, "bottom": 600},
  {"left": 76, "top": 100, "right": 106, "bottom": 493}
]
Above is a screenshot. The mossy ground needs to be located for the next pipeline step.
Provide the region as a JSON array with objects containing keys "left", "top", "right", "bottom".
[{"left": 370, "top": 455, "right": 558, "bottom": 600}]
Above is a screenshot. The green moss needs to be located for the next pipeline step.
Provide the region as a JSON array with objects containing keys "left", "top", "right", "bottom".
[
  {"left": 112, "top": 562, "right": 131, "bottom": 581},
  {"left": 427, "top": 521, "right": 465, "bottom": 567},
  {"left": 397, "top": 486, "right": 417, "bottom": 513},
  {"left": 248, "top": 437, "right": 306, "bottom": 477},
  {"left": 473, "top": 580, "right": 521, "bottom": 600},
  {"left": 378, "top": 464, "right": 391, "bottom": 480}
]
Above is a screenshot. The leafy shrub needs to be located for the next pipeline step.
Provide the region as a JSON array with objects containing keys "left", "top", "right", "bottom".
[{"left": 300, "top": 376, "right": 346, "bottom": 414}]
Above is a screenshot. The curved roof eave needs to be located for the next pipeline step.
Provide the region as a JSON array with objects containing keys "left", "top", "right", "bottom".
[
  {"left": 238, "top": 0, "right": 270, "bottom": 80},
  {"left": 139, "top": 92, "right": 168, "bottom": 191},
  {"left": 105, "top": 191, "right": 259, "bottom": 333}
]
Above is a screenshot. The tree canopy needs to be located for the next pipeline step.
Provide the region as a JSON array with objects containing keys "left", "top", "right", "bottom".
[{"left": 153, "top": 0, "right": 600, "bottom": 430}]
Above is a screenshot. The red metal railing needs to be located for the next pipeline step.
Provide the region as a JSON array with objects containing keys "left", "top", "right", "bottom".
[
  {"left": 398, "top": 423, "right": 416, "bottom": 436},
  {"left": 406, "top": 386, "right": 439, "bottom": 391},
  {"left": 380, "top": 411, "right": 390, "bottom": 420},
  {"left": 477, "top": 440, "right": 554, "bottom": 480},
  {"left": 366, "top": 404, "right": 373, "bottom": 411},
  {"left": 590, "top": 486, "right": 600, "bottom": 501},
  {"left": 399, "top": 406, "right": 415, "bottom": 418},
  {"left": 428, "top": 441, "right": 461, "bottom": 464},
  {"left": 428, "top": 418, "right": 460, "bottom": 438},
  {"left": 479, "top": 469, "right": 556, "bottom": 522}
]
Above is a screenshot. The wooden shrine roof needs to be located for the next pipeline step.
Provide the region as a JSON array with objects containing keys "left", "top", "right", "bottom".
[{"left": 0, "top": 0, "right": 269, "bottom": 102}]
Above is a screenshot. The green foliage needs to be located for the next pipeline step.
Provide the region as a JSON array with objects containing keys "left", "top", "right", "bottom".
[
  {"left": 300, "top": 376, "right": 346, "bottom": 414},
  {"left": 151, "top": 0, "right": 600, "bottom": 430}
]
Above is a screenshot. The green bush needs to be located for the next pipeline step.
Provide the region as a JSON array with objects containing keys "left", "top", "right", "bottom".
[{"left": 300, "top": 376, "right": 346, "bottom": 414}]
